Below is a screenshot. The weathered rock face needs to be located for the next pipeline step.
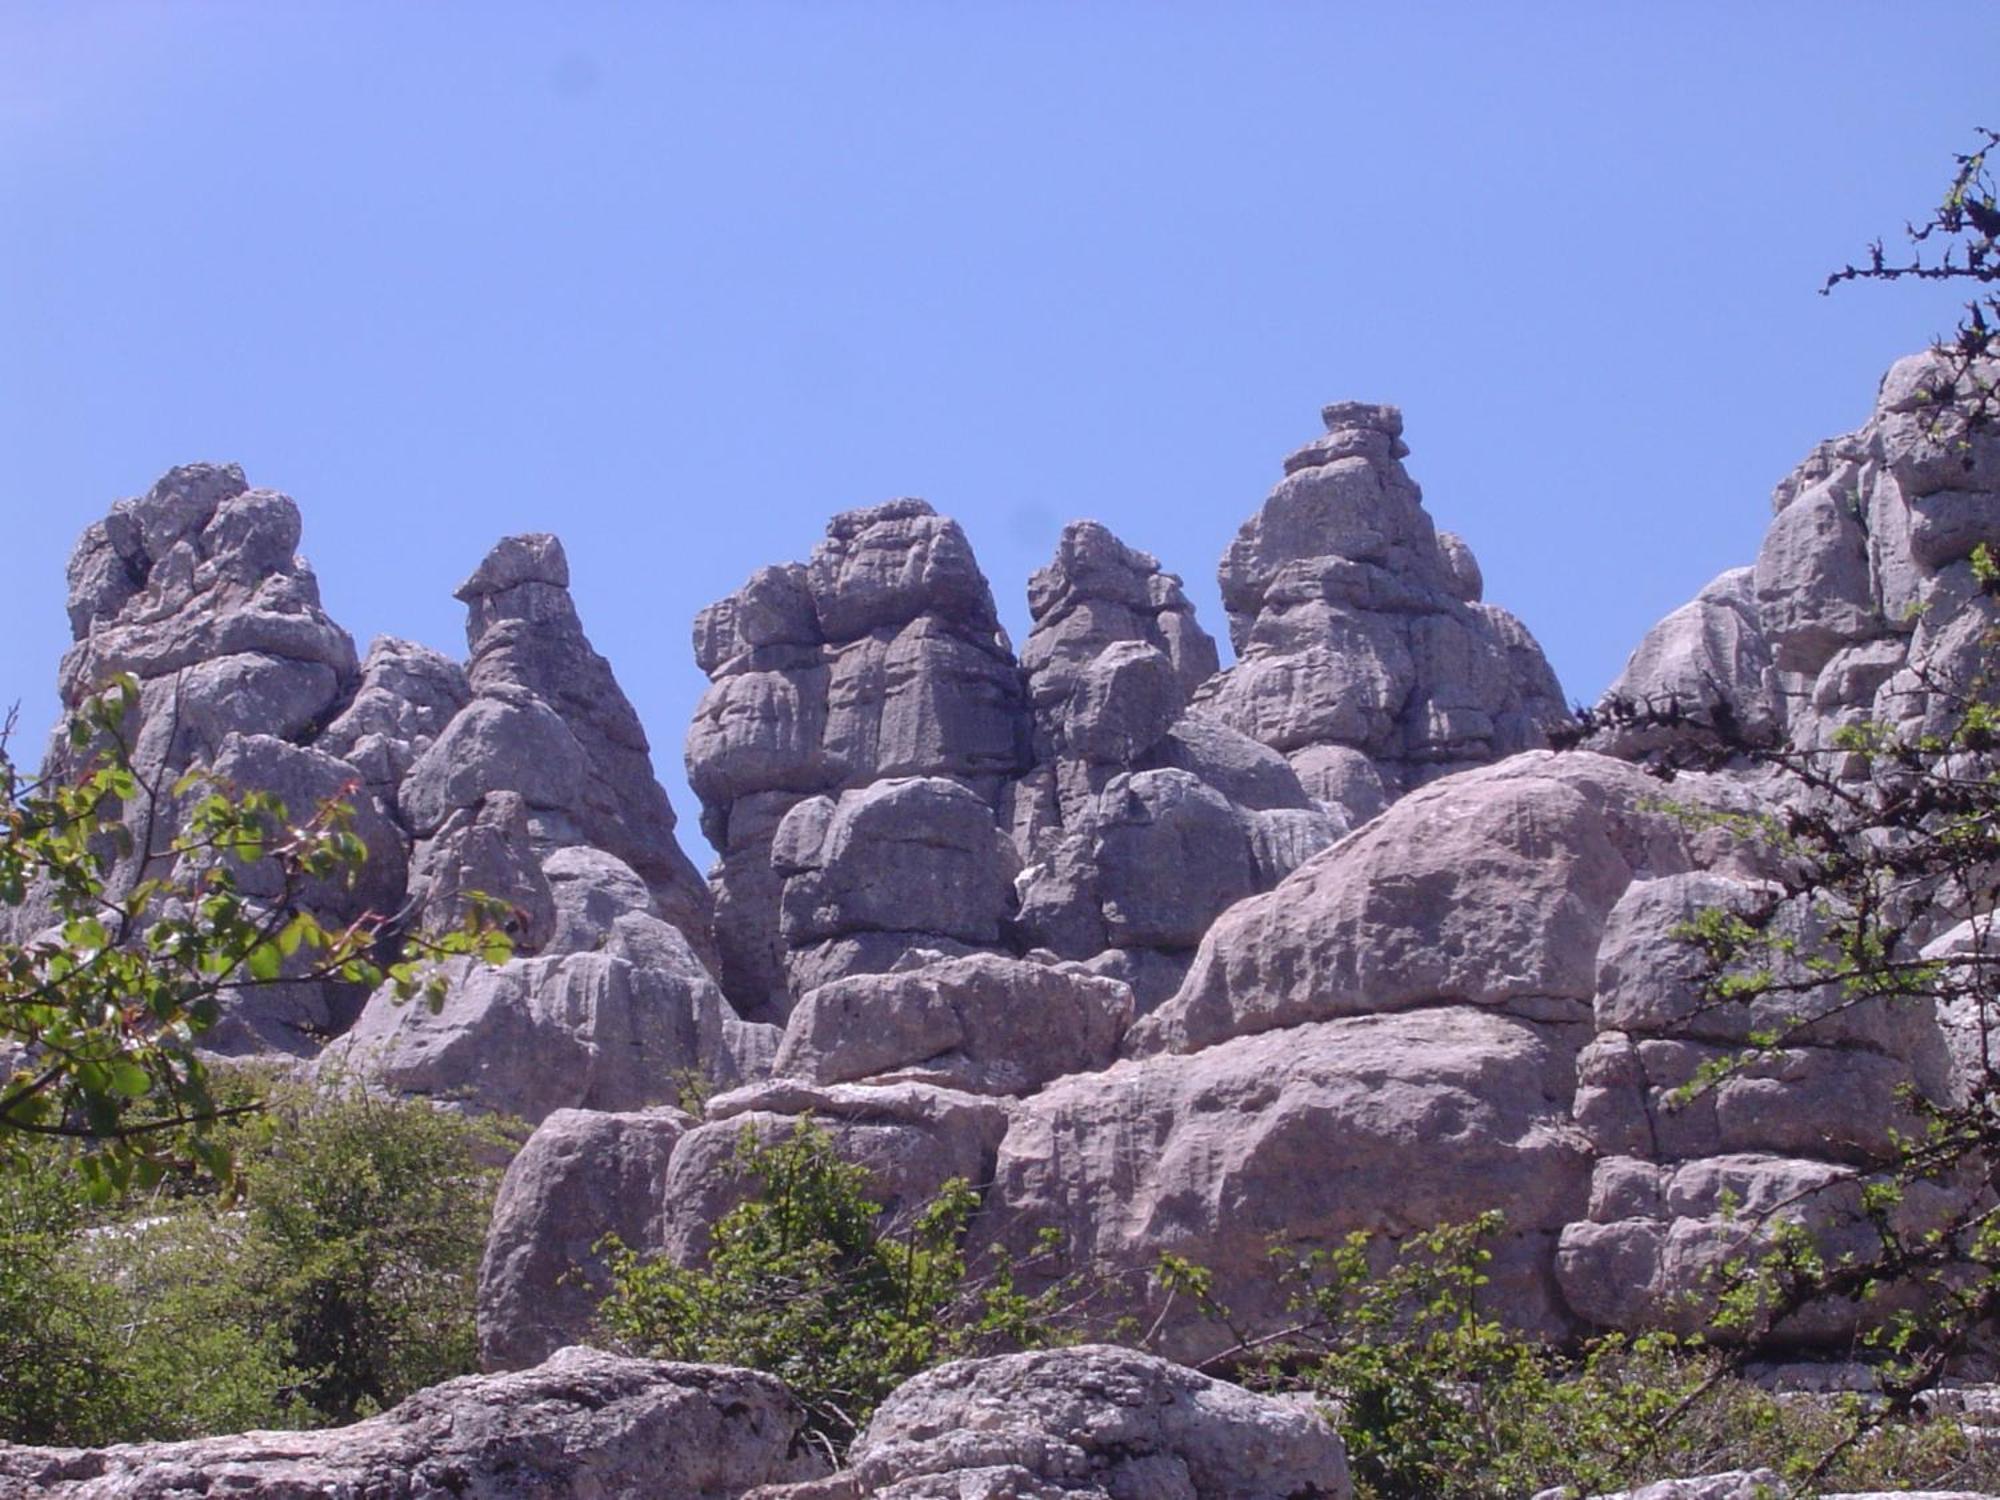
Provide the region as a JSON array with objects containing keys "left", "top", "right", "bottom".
[
  {"left": 1558, "top": 871, "right": 1959, "bottom": 1344},
  {"left": 38, "top": 477, "right": 731, "bottom": 1109},
  {"left": 688, "top": 502, "right": 1032, "bottom": 1018},
  {"left": 1008, "top": 522, "right": 1338, "bottom": 1012},
  {"left": 771, "top": 953, "right": 1133, "bottom": 1096},
  {"left": 404, "top": 533, "right": 715, "bottom": 966},
  {"left": 1598, "top": 349, "right": 2000, "bottom": 764},
  {"left": 650, "top": 1079, "right": 1014, "bottom": 1267},
  {"left": 1194, "top": 403, "right": 1571, "bottom": 827},
  {"left": 0, "top": 1346, "right": 822, "bottom": 1499},
  {"left": 773, "top": 777, "right": 1023, "bottom": 994},
  {"left": 779, "top": 1345, "right": 1352, "bottom": 1500},
  {"left": 477, "top": 1106, "right": 693, "bottom": 1371},
  {"left": 988, "top": 1007, "right": 1592, "bottom": 1359}
]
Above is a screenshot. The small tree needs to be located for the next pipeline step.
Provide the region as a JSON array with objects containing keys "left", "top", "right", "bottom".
[
  {"left": 597, "top": 1118, "right": 1084, "bottom": 1462},
  {"left": 0, "top": 675, "right": 506, "bottom": 1195}
]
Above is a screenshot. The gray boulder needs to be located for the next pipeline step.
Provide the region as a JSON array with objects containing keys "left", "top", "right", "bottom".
[
  {"left": 987, "top": 1006, "right": 1592, "bottom": 1359},
  {"left": 0, "top": 1346, "right": 821, "bottom": 1498},
  {"left": 812, "top": 1345, "right": 1352, "bottom": 1500},
  {"left": 775, "top": 778, "right": 1022, "bottom": 991},
  {"left": 653, "top": 1080, "right": 1012, "bottom": 1266},
  {"left": 772, "top": 953, "right": 1132, "bottom": 1095},
  {"left": 477, "top": 1106, "right": 693, "bottom": 1370}
]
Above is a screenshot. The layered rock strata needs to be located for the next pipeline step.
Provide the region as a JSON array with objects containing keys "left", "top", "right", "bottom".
[{"left": 1193, "top": 402, "right": 1571, "bottom": 827}]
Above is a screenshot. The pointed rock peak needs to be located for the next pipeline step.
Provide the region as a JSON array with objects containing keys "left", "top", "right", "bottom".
[
  {"left": 1027, "top": 520, "right": 1169, "bottom": 622},
  {"left": 456, "top": 533, "right": 570, "bottom": 600}
]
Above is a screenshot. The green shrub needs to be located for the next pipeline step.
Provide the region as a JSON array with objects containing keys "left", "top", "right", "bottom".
[
  {"left": 597, "top": 1117, "right": 1080, "bottom": 1462},
  {"left": 0, "top": 1079, "right": 515, "bottom": 1443},
  {"left": 1160, "top": 1213, "right": 2000, "bottom": 1499}
]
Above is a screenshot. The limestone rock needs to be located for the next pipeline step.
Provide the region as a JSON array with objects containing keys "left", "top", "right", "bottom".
[
  {"left": 1196, "top": 404, "right": 1569, "bottom": 826},
  {"left": 477, "top": 1106, "right": 693, "bottom": 1371},
  {"left": 653, "top": 1081, "right": 1012, "bottom": 1265},
  {"left": 1591, "top": 568, "right": 1782, "bottom": 760},
  {"left": 447, "top": 534, "right": 715, "bottom": 963},
  {"left": 986, "top": 1007, "right": 1591, "bottom": 1359},
  {"left": 687, "top": 502, "right": 1030, "bottom": 1018},
  {"left": 0, "top": 1346, "right": 821, "bottom": 1498},
  {"left": 826, "top": 1345, "right": 1352, "bottom": 1500},
  {"left": 1133, "top": 752, "right": 1708, "bottom": 1057},
  {"left": 317, "top": 635, "right": 470, "bottom": 797},
  {"left": 772, "top": 953, "right": 1133, "bottom": 1095},
  {"left": 320, "top": 908, "right": 760, "bottom": 1123},
  {"left": 775, "top": 778, "right": 1021, "bottom": 991}
]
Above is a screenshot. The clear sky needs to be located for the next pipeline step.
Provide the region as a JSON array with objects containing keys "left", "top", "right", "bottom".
[{"left": 3, "top": 3, "right": 1993, "bottom": 860}]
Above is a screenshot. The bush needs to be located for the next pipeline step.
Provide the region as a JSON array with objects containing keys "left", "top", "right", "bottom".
[
  {"left": 597, "top": 1117, "right": 1081, "bottom": 1462},
  {"left": 1159, "top": 1213, "right": 2000, "bottom": 1500},
  {"left": 0, "top": 1079, "right": 515, "bottom": 1444}
]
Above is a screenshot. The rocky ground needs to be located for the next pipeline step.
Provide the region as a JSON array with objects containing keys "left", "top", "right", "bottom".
[{"left": 5, "top": 348, "right": 1999, "bottom": 1495}]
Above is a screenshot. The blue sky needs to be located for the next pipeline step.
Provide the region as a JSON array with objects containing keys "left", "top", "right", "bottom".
[{"left": 3, "top": 3, "right": 1993, "bottom": 859}]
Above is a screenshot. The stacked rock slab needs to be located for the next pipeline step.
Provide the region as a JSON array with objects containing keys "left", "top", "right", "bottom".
[
  {"left": 1572, "top": 349, "right": 1991, "bottom": 1341},
  {"left": 1194, "top": 402, "right": 1570, "bottom": 829},
  {"left": 687, "top": 500, "right": 1032, "bottom": 1018},
  {"left": 1598, "top": 348, "right": 2000, "bottom": 767},
  {"left": 35, "top": 464, "right": 385, "bottom": 1052},
  {"left": 984, "top": 751, "right": 1741, "bottom": 1359},
  {"left": 1010, "top": 520, "right": 1341, "bottom": 1011},
  {"left": 325, "top": 534, "right": 766, "bottom": 1121}
]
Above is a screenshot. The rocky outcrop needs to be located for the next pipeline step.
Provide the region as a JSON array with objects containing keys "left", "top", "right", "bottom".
[
  {"left": 402, "top": 534, "right": 715, "bottom": 964},
  {"left": 1193, "top": 402, "right": 1571, "bottom": 827},
  {"left": 688, "top": 502, "right": 1031, "bottom": 1018},
  {"left": 0, "top": 1347, "right": 822, "bottom": 1498},
  {"left": 771, "top": 953, "right": 1132, "bottom": 1096},
  {"left": 1558, "top": 871, "right": 1960, "bottom": 1344},
  {"left": 760, "top": 1345, "right": 1353, "bottom": 1500},
  {"left": 1598, "top": 349, "right": 2000, "bottom": 765},
  {"left": 989, "top": 1006, "right": 1592, "bottom": 1358},
  {"left": 1008, "top": 522, "right": 1338, "bottom": 1012}
]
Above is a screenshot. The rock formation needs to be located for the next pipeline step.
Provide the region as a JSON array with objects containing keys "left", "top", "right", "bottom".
[
  {"left": 747, "top": 1345, "right": 1353, "bottom": 1500},
  {"left": 21, "top": 353, "right": 1996, "bottom": 1493},
  {"left": 1597, "top": 348, "right": 2000, "bottom": 768},
  {"left": 1192, "top": 401, "right": 1570, "bottom": 826},
  {"left": 0, "top": 1347, "right": 822, "bottom": 1499}
]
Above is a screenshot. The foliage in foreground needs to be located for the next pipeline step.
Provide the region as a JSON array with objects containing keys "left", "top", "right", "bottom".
[
  {"left": 1161, "top": 1215, "right": 1997, "bottom": 1500},
  {"left": 597, "top": 1117, "right": 1087, "bottom": 1462},
  {"left": 0, "top": 1078, "right": 514, "bottom": 1444},
  {"left": 1, "top": 674, "right": 509, "bottom": 1196}
]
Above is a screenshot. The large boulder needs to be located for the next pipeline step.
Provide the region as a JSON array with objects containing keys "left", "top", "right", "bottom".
[
  {"left": 789, "top": 1345, "right": 1353, "bottom": 1500},
  {"left": 772, "top": 953, "right": 1133, "bottom": 1096},
  {"left": 652, "top": 1080, "right": 1013, "bottom": 1266},
  {"left": 985, "top": 1006, "right": 1592, "bottom": 1359},
  {"left": 1132, "top": 752, "right": 1714, "bottom": 1057},
  {"left": 477, "top": 1106, "right": 693, "bottom": 1371},
  {"left": 774, "top": 778, "right": 1022, "bottom": 993},
  {"left": 0, "top": 1346, "right": 822, "bottom": 1498},
  {"left": 320, "top": 905, "right": 766, "bottom": 1124}
]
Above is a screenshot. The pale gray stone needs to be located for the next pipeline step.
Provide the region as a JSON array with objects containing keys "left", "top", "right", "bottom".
[
  {"left": 477, "top": 1106, "right": 693, "bottom": 1370},
  {"left": 840, "top": 1346, "right": 1352, "bottom": 1500},
  {"left": 0, "top": 1346, "right": 821, "bottom": 1498},
  {"left": 773, "top": 953, "right": 1132, "bottom": 1095},
  {"left": 987, "top": 1007, "right": 1591, "bottom": 1359}
]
